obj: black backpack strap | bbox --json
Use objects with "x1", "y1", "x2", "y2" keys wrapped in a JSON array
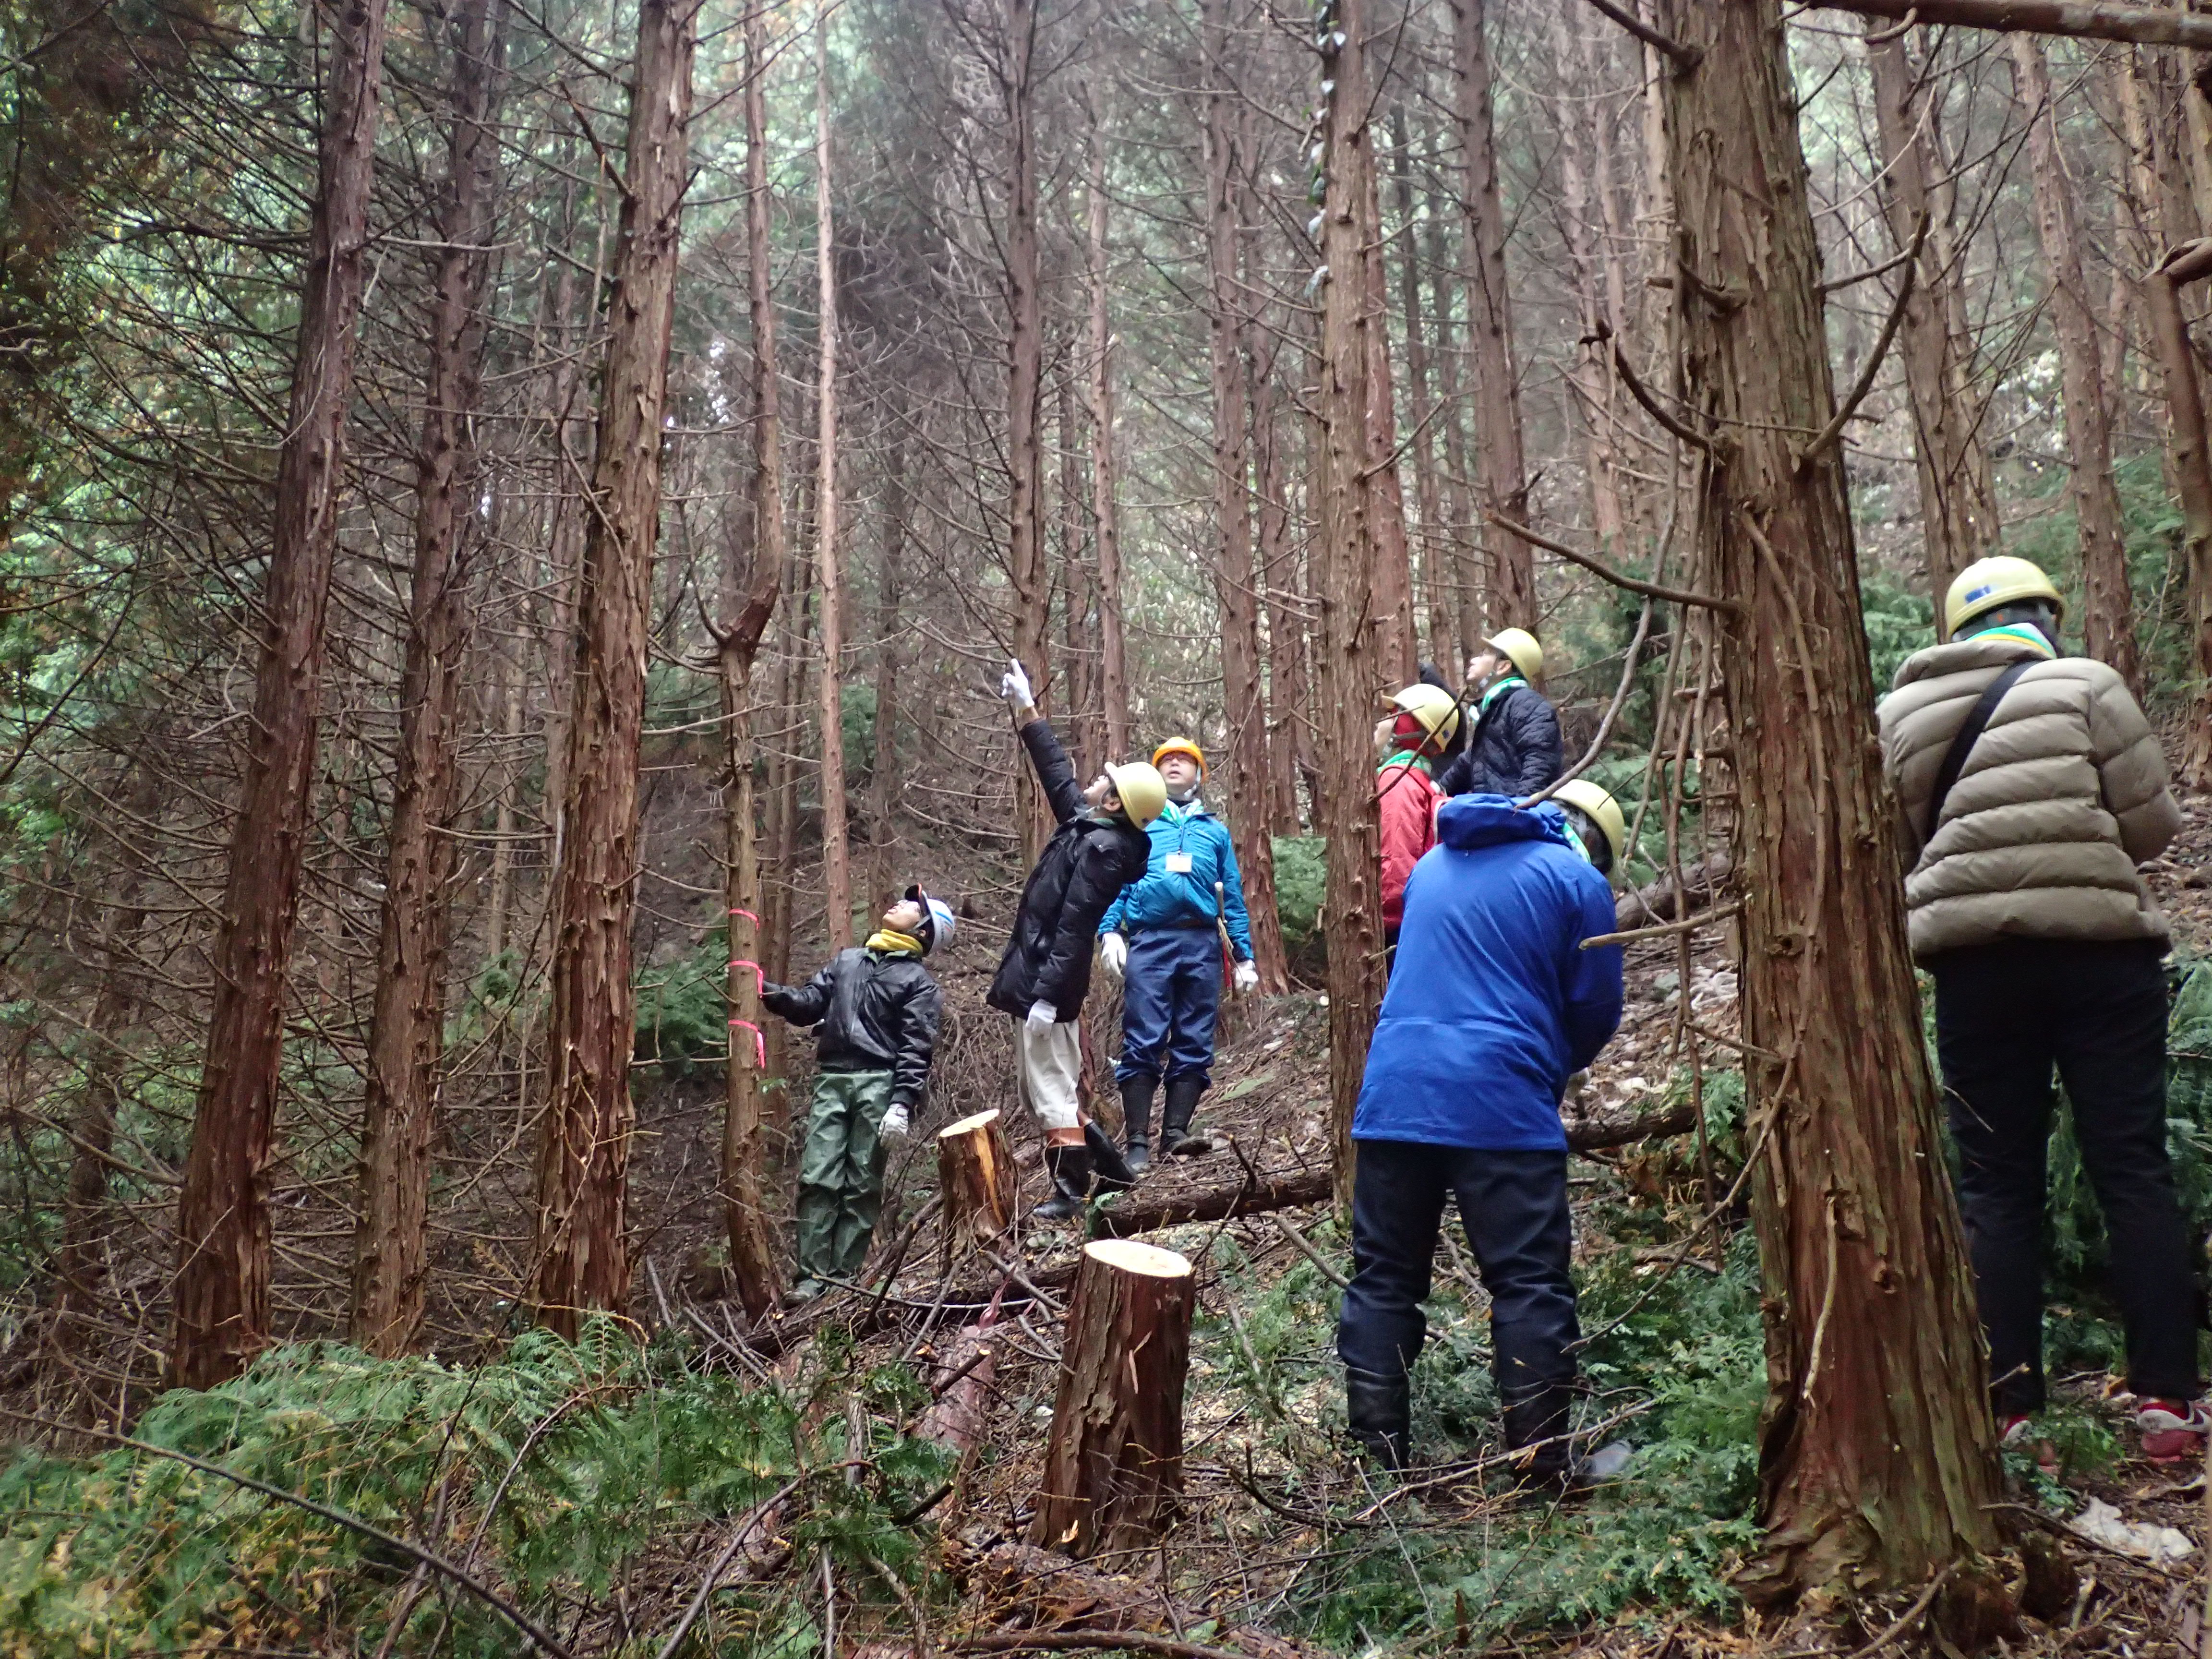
[{"x1": 1923, "y1": 659, "x2": 2033, "y2": 844}]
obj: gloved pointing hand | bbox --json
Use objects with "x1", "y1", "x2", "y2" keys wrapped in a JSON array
[
  {"x1": 880, "y1": 1103, "x2": 911, "y2": 1140},
  {"x1": 1025, "y1": 999, "x2": 1058, "y2": 1034},
  {"x1": 1000, "y1": 658, "x2": 1034, "y2": 713},
  {"x1": 1233, "y1": 959, "x2": 1260, "y2": 995},
  {"x1": 1099, "y1": 933, "x2": 1128, "y2": 981}
]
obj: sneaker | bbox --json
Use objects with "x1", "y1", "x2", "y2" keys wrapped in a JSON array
[
  {"x1": 2137, "y1": 1398, "x2": 2211, "y2": 1465},
  {"x1": 1999, "y1": 1413, "x2": 2033, "y2": 1448}
]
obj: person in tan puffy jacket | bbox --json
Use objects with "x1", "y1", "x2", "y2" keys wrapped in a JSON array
[{"x1": 1878, "y1": 555, "x2": 2204, "y2": 1462}]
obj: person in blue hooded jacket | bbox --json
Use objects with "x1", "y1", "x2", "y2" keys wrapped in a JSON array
[
  {"x1": 1335, "y1": 790, "x2": 1625, "y2": 1489},
  {"x1": 1097, "y1": 738, "x2": 1259, "y2": 1171}
]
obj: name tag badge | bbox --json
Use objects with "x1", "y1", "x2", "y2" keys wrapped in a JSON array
[{"x1": 1165, "y1": 852, "x2": 1194, "y2": 875}]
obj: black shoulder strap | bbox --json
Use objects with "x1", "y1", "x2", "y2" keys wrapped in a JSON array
[{"x1": 1924, "y1": 660, "x2": 2033, "y2": 843}]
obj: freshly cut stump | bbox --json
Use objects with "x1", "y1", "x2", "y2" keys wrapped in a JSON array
[
  {"x1": 1030, "y1": 1238, "x2": 1193, "y2": 1557},
  {"x1": 938, "y1": 1110, "x2": 1017, "y2": 1242}
]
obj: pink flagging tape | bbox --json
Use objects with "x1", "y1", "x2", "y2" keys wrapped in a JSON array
[
  {"x1": 728, "y1": 958, "x2": 765, "y2": 994},
  {"x1": 728, "y1": 908, "x2": 760, "y2": 926},
  {"x1": 727, "y1": 1019, "x2": 766, "y2": 1069}
]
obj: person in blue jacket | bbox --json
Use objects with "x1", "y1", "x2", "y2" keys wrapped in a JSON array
[
  {"x1": 1097, "y1": 738, "x2": 1260, "y2": 1171},
  {"x1": 1335, "y1": 791, "x2": 1625, "y2": 1490}
]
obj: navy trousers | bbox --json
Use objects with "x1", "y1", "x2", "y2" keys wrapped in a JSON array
[
  {"x1": 1337, "y1": 1139, "x2": 1578, "y2": 1452},
  {"x1": 1933, "y1": 937, "x2": 2200, "y2": 1414},
  {"x1": 1117, "y1": 926, "x2": 1223, "y2": 1087}
]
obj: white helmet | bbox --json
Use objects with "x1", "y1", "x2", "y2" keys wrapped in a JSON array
[{"x1": 906, "y1": 885, "x2": 956, "y2": 955}]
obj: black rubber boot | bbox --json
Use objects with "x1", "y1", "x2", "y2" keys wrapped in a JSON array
[
  {"x1": 1503, "y1": 1382, "x2": 1575, "y2": 1500},
  {"x1": 1030, "y1": 1144, "x2": 1093, "y2": 1220},
  {"x1": 1344, "y1": 1366, "x2": 1411, "y2": 1470},
  {"x1": 1162, "y1": 1076, "x2": 1212, "y2": 1156},
  {"x1": 1085, "y1": 1120, "x2": 1138, "y2": 1194},
  {"x1": 1119, "y1": 1075, "x2": 1157, "y2": 1172}
]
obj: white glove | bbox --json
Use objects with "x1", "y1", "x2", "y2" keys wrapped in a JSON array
[
  {"x1": 1233, "y1": 959, "x2": 1259, "y2": 995},
  {"x1": 1099, "y1": 933, "x2": 1128, "y2": 980},
  {"x1": 880, "y1": 1103, "x2": 911, "y2": 1140},
  {"x1": 1000, "y1": 658, "x2": 1034, "y2": 711},
  {"x1": 1025, "y1": 999, "x2": 1058, "y2": 1034}
]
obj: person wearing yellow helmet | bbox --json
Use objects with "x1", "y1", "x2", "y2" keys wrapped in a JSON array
[
  {"x1": 1096, "y1": 735, "x2": 1261, "y2": 1169},
  {"x1": 1549, "y1": 779, "x2": 1628, "y2": 884},
  {"x1": 1376, "y1": 683, "x2": 1462, "y2": 964},
  {"x1": 1437, "y1": 628, "x2": 1563, "y2": 800},
  {"x1": 1878, "y1": 558, "x2": 2203, "y2": 1462},
  {"x1": 988, "y1": 660, "x2": 1162, "y2": 1217}
]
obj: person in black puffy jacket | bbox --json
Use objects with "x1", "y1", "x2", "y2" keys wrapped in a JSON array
[
  {"x1": 1436, "y1": 627, "x2": 1563, "y2": 799},
  {"x1": 988, "y1": 659, "x2": 1165, "y2": 1218},
  {"x1": 764, "y1": 886, "x2": 951, "y2": 1303}
]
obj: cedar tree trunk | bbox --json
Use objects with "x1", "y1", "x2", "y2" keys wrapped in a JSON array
[
  {"x1": 1653, "y1": 0, "x2": 2000, "y2": 1599},
  {"x1": 351, "y1": 0, "x2": 505, "y2": 1358},
  {"x1": 812, "y1": 11, "x2": 854, "y2": 948},
  {"x1": 170, "y1": 0, "x2": 392, "y2": 1390},
  {"x1": 529, "y1": 0, "x2": 696, "y2": 1337}
]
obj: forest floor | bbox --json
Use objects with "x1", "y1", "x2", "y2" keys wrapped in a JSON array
[{"x1": 5, "y1": 795, "x2": 2212, "y2": 1654}]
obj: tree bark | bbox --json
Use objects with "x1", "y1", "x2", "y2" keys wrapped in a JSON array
[
  {"x1": 1029, "y1": 1239, "x2": 1193, "y2": 1557},
  {"x1": 1201, "y1": 0, "x2": 1287, "y2": 994},
  {"x1": 529, "y1": 0, "x2": 696, "y2": 1338},
  {"x1": 169, "y1": 0, "x2": 393, "y2": 1391},
  {"x1": 1830, "y1": 0, "x2": 2212, "y2": 50},
  {"x1": 1314, "y1": 0, "x2": 1402, "y2": 1201},
  {"x1": 1653, "y1": 0, "x2": 2000, "y2": 1599},
  {"x1": 1005, "y1": 0, "x2": 1051, "y2": 856},
  {"x1": 2012, "y1": 34, "x2": 2141, "y2": 684},
  {"x1": 1087, "y1": 132, "x2": 1130, "y2": 762},
  {"x1": 938, "y1": 1109, "x2": 1018, "y2": 1243},
  {"x1": 872, "y1": 435, "x2": 910, "y2": 897},
  {"x1": 1866, "y1": 24, "x2": 1997, "y2": 604},
  {"x1": 1389, "y1": 108, "x2": 1452, "y2": 670},
  {"x1": 1450, "y1": 0, "x2": 1533, "y2": 634},
  {"x1": 2147, "y1": 268, "x2": 2212, "y2": 784},
  {"x1": 1249, "y1": 330, "x2": 1305, "y2": 837},
  {"x1": 717, "y1": 0, "x2": 786, "y2": 1322},
  {"x1": 812, "y1": 11, "x2": 854, "y2": 949},
  {"x1": 351, "y1": 0, "x2": 505, "y2": 1360}
]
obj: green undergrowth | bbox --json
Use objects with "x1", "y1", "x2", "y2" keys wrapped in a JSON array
[
  {"x1": 1211, "y1": 1213, "x2": 1765, "y2": 1652},
  {"x1": 0, "y1": 1321, "x2": 949, "y2": 1656}
]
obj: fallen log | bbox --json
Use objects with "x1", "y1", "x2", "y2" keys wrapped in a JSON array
[
  {"x1": 957, "y1": 1539, "x2": 1313, "y2": 1659},
  {"x1": 1613, "y1": 854, "x2": 1731, "y2": 933},
  {"x1": 1031, "y1": 1241, "x2": 1193, "y2": 1557}
]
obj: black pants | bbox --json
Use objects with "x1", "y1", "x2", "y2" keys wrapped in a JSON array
[
  {"x1": 1933, "y1": 937, "x2": 2199, "y2": 1414},
  {"x1": 1336, "y1": 1139, "x2": 1578, "y2": 1454}
]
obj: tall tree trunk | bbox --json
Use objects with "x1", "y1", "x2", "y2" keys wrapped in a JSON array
[
  {"x1": 1087, "y1": 130, "x2": 1131, "y2": 761},
  {"x1": 1250, "y1": 330, "x2": 1305, "y2": 837},
  {"x1": 169, "y1": 0, "x2": 393, "y2": 1391},
  {"x1": 1058, "y1": 373, "x2": 1101, "y2": 777},
  {"x1": 2145, "y1": 266, "x2": 2212, "y2": 785},
  {"x1": 719, "y1": 0, "x2": 785, "y2": 1321},
  {"x1": 1201, "y1": 0, "x2": 1286, "y2": 993},
  {"x1": 872, "y1": 433, "x2": 910, "y2": 893},
  {"x1": 1316, "y1": 0, "x2": 1404, "y2": 1200},
  {"x1": 1654, "y1": 0, "x2": 2000, "y2": 1599},
  {"x1": 2013, "y1": 34, "x2": 2140, "y2": 684},
  {"x1": 1450, "y1": 0, "x2": 1533, "y2": 635},
  {"x1": 1867, "y1": 24, "x2": 1997, "y2": 603},
  {"x1": 812, "y1": 10, "x2": 853, "y2": 950},
  {"x1": 529, "y1": 0, "x2": 695, "y2": 1338},
  {"x1": 1005, "y1": 0, "x2": 1050, "y2": 853},
  {"x1": 351, "y1": 0, "x2": 506, "y2": 1360},
  {"x1": 1389, "y1": 108, "x2": 1452, "y2": 670},
  {"x1": 1551, "y1": 0, "x2": 1627, "y2": 551}
]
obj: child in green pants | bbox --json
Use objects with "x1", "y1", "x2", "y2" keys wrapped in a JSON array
[{"x1": 762, "y1": 887, "x2": 951, "y2": 1305}]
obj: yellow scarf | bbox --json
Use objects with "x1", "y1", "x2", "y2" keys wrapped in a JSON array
[{"x1": 867, "y1": 929, "x2": 925, "y2": 958}]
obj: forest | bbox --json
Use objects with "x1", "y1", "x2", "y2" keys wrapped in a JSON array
[{"x1": 5, "y1": 0, "x2": 2212, "y2": 1648}]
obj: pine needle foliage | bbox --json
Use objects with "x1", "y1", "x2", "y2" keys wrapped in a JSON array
[{"x1": 0, "y1": 1321, "x2": 950, "y2": 1654}]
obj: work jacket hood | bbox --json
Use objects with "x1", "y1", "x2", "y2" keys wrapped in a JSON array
[{"x1": 1435, "y1": 793, "x2": 1570, "y2": 852}]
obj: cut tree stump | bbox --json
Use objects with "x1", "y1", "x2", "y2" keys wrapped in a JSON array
[
  {"x1": 939, "y1": 1109, "x2": 1018, "y2": 1242},
  {"x1": 1031, "y1": 1238, "x2": 1193, "y2": 1557}
]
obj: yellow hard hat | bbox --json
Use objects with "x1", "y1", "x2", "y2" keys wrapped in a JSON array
[
  {"x1": 1388, "y1": 683, "x2": 1462, "y2": 746},
  {"x1": 1944, "y1": 556, "x2": 2064, "y2": 640},
  {"x1": 1552, "y1": 778, "x2": 1628, "y2": 875},
  {"x1": 1485, "y1": 627, "x2": 1545, "y2": 683},
  {"x1": 1151, "y1": 737, "x2": 1205, "y2": 774},
  {"x1": 1104, "y1": 761, "x2": 1168, "y2": 828}
]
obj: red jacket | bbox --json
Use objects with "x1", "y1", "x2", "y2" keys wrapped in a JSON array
[{"x1": 1376, "y1": 756, "x2": 1443, "y2": 927}]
